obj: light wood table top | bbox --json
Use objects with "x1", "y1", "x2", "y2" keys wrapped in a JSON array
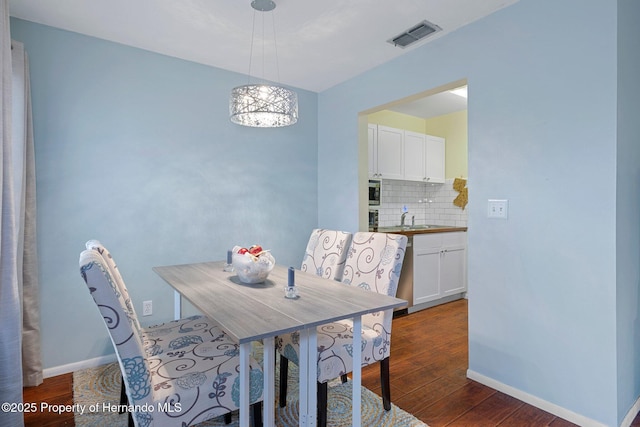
[{"x1": 153, "y1": 261, "x2": 407, "y2": 343}]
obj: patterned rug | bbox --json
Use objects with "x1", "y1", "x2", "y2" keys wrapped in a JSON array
[{"x1": 73, "y1": 360, "x2": 427, "y2": 426}]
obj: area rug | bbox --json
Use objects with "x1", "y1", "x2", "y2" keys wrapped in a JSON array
[{"x1": 74, "y1": 360, "x2": 427, "y2": 427}]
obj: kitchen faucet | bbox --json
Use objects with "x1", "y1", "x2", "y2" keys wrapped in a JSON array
[{"x1": 401, "y1": 212, "x2": 407, "y2": 227}]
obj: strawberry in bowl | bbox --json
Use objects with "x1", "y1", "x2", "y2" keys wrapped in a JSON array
[{"x1": 232, "y1": 244, "x2": 275, "y2": 284}]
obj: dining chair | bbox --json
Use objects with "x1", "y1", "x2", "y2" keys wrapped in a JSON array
[
  {"x1": 85, "y1": 240, "x2": 225, "y2": 418},
  {"x1": 300, "y1": 229, "x2": 353, "y2": 281},
  {"x1": 79, "y1": 247, "x2": 264, "y2": 427},
  {"x1": 277, "y1": 231, "x2": 407, "y2": 427},
  {"x1": 84, "y1": 240, "x2": 213, "y2": 347}
]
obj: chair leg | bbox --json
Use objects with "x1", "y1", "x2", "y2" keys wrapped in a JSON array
[
  {"x1": 380, "y1": 357, "x2": 391, "y2": 411},
  {"x1": 252, "y1": 402, "x2": 263, "y2": 427},
  {"x1": 224, "y1": 412, "x2": 232, "y2": 424},
  {"x1": 279, "y1": 354, "x2": 289, "y2": 407},
  {"x1": 340, "y1": 374, "x2": 348, "y2": 383},
  {"x1": 317, "y1": 381, "x2": 328, "y2": 427},
  {"x1": 119, "y1": 375, "x2": 128, "y2": 411},
  {"x1": 121, "y1": 374, "x2": 134, "y2": 427}
]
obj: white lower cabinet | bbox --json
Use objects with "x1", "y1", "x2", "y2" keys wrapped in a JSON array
[{"x1": 413, "y1": 232, "x2": 467, "y2": 306}]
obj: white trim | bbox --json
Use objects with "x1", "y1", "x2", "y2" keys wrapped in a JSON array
[
  {"x1": 467, "y1": 369, "x2": 608, "y2": 427},
  {"x1": 43, "y1": 354, "x2": 117, "y2": 378},
  {"x1": 621, "y1": 395, "x2": 640, "y2": 427}
]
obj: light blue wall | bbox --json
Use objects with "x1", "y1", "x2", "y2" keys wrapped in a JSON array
[
  {"x1": 616, "y1": 0, "x2": 640, "y2": 424},
  {"x1": 318, "y1": 1, "x2": 632, "y2": 425},
  {"x1": 10, "y1": 19, "x2": 318, "y2": 369}
]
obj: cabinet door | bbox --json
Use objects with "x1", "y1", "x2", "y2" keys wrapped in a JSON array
[
  {"x1": 425, "y1": 135, "x2": 445, "y2": 184},
  {"x1": 368, "y1": 124, "x2": 378, "y2": 178},
  {"x1": 413, "y1": 247, "x2": 440, "y2": 305},
  {"x1": 403, "y1": 131, "x2": 426, "y2": 182},
  {"x1": 376, "y1": 126, "x2": 404, "y2": 180},
  {"x1": 440, "y1": 245, "x2": 466, "y2": 296}
]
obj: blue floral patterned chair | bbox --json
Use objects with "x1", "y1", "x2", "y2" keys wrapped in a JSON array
[
  {"x1": 300, "y1": 229, "x2": 352, "y2": 281},
  {"x1": 84, "y1": 241, "x2": 215, "y2": 352},
  {"x1": 277, "y1": 232, "x2": 407, "y2": 427},
  {"x1": 79, "y1": 247, "x2": 264, "y2": 427},
  {"x1": 85, "y1": 240, "x2": 233, "y2": 422}
]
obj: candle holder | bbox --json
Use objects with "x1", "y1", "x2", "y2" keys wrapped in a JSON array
[
  {"x1": 285, "y1": 285, "x2": 298, "y2": 299},
  {"x1": 223, "y1": 250, "x2": 234, "y2": 272},
  {"x1": 284, "y1": 266, "x2": 298, "y2": 299}
]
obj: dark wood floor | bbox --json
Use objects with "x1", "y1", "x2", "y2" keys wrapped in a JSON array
[{"x1": 23, "y1": 299, "x2": 640, "y2": 426}]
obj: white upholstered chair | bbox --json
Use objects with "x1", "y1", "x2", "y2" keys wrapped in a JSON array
[
  {"x1": 277, "y1": 232, "x2": 407, "y2": 427},
  {"x1": 79, "y1": 244, "x2": 264, "y2": 427},
  {"x1": 84, "y1": 240, "x2": 210, "y2": 352},
  {"x1": 300, "y1": 229, "x2": 352, "y2": 281}
]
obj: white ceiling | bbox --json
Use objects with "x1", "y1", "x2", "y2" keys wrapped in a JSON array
[
  {"x1": 9, "y1": 0, "x2": 517, "y2": 94},
  {"x1": 388, "y1": 88, "x2": 468, "y2": 119}
]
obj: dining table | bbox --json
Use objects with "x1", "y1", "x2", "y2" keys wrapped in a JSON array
[{"x1": 153, "y1": 260, "x2": 407, "y2": 427}]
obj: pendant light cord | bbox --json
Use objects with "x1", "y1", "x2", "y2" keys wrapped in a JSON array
[
  {"x1": 247, "y1": 10, "x2": 256, "y2": 84},
  {"x1": 245, "y1": 6, "x2": 281, "y2": 85},
  {"x1": 271, "y1": 10, "x2": 281, "y2": 84}
]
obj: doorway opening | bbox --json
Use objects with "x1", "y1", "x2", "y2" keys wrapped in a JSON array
[
  {"x1": 359, "y1": 77, "x2": 469, "y2": 318},
  {"x1": 359, "y1": 79, "x2": 468, "y2": 232}
]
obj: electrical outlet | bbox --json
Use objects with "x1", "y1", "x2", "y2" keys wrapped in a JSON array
[{"x1": 142, "y1": 300, "x2": 153, "y2": 316}]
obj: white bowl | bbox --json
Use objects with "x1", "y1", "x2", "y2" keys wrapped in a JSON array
[{"x1": 232, "y1": 251, "x2": 275, "y2": 284}]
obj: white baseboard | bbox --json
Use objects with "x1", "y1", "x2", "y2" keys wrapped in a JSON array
[
  {"x1": 43, "y1": 354, "x2": 117, "y2": 378},
  {"x1": 621, "y1": 395, "x2": 640, "y2": 427},
  {"x1": 467, "y1": 369, "x2": 608, "y2": 427}
]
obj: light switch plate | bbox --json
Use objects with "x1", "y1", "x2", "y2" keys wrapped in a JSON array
[{"x1": 488, "y1": 199, "x2": 508, "y2": 219}]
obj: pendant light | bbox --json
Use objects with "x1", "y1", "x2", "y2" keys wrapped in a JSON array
[{"x1": 229, "y1": 0, "x2": 298, "y2": 128}]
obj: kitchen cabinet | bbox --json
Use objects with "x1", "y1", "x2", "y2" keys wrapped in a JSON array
[
  {"x1": 425, "y1": 135, "x2": 445, "y2": 184},
  {"x1": 368, "y1": 124, "x2": 444, "y2": 182},
  {"x1": 413, "y1": 231, "x2": 466, "y2": 306},
  {"x1": 403, "y1": 131, "x2": 426, "y2": 181},
  {"x1": 368, "y1": 124, "x2": 378, "y2": 178},
  {"x1": 372, "y1": 125, "x2": 404, "y2": 180}
]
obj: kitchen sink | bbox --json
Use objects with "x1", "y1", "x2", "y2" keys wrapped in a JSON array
[{"x1": 378, "y1": 224, "x2": 448, "y2": 232}]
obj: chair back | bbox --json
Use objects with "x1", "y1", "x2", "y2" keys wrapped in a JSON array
[
  {"x1": 301, "y1": 229, "x2": 353, "y2": 281},
  {"x1": 341, "y1": 232, "x2": 407, "y2": 333},
  {"x1": 79, "y1": 250, "x2": 154, "y2": 416},
  {"x1": 85, "y1": 240, "x2": 143, "y2": 333}
]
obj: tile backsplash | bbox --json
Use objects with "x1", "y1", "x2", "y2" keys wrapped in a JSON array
[{"x1": 375, "y1": 179, "x2": 468, "y2": 228}]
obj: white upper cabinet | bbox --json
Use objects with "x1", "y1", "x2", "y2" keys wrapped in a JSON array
[
  {"x1": 374, "y1": 125, "x2": 404, "y2": 180},
  {"x1": 425, "y1": 135, "x2": 445, "y2": 184},
  {"x1": 404, "y1": 131, "x2": 427, "y2": 181},
  {"x1": 369, "y1": 125, "x2": 445, "y2": 183},
  {"x1": 368, "y1": 124, "x2": 378, "y2": 179}
]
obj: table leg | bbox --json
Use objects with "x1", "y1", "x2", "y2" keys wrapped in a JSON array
[
  {"x1": 352, "y1": 316, "x2": 362, "y2": 426},
  {"x1": 298, "y1": 328, "x2": 309, "y2": 427},
  {"x1": 297, "y1": 326, "x2": 318, "y2": 427},
  {"x1": 307, "y1": 328, "x2": 317, "y2": 427},
  {"x1": 173, "y1": 290, "x2": 181, "y2": 320},
  {"x1": 262, "y1": 336, "x2": 275, "y2": 427},
  {"x1": 240, "y1": 342, "x2": 250, "y2": 426}
]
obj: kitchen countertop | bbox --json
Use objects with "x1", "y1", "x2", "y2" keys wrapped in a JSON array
[{"x1": 376, "y1": 225, "x2": 467, "y2": 236}]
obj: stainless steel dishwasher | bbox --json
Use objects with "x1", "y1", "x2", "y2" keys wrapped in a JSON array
[{"x1": 395, "y1": 236, "x2": 413, "y2": 312}]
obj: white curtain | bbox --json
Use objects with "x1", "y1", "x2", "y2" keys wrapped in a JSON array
[{"x1": 1, "y1": 1, "x2": 41, "y2": 425}]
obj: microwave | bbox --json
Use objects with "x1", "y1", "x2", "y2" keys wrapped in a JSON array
[{"x1": 368, "y1": 179, "x2": 381, "y2": 205}]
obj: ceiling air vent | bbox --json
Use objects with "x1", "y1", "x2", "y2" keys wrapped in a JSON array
[{"x1": 388, "y1": 20, "x2": 442, "y2": 48}]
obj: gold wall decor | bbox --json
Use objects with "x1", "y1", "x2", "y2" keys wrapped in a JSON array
[{"x1": 453, "y1": 177, "x2": 468, "y2": 209}]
